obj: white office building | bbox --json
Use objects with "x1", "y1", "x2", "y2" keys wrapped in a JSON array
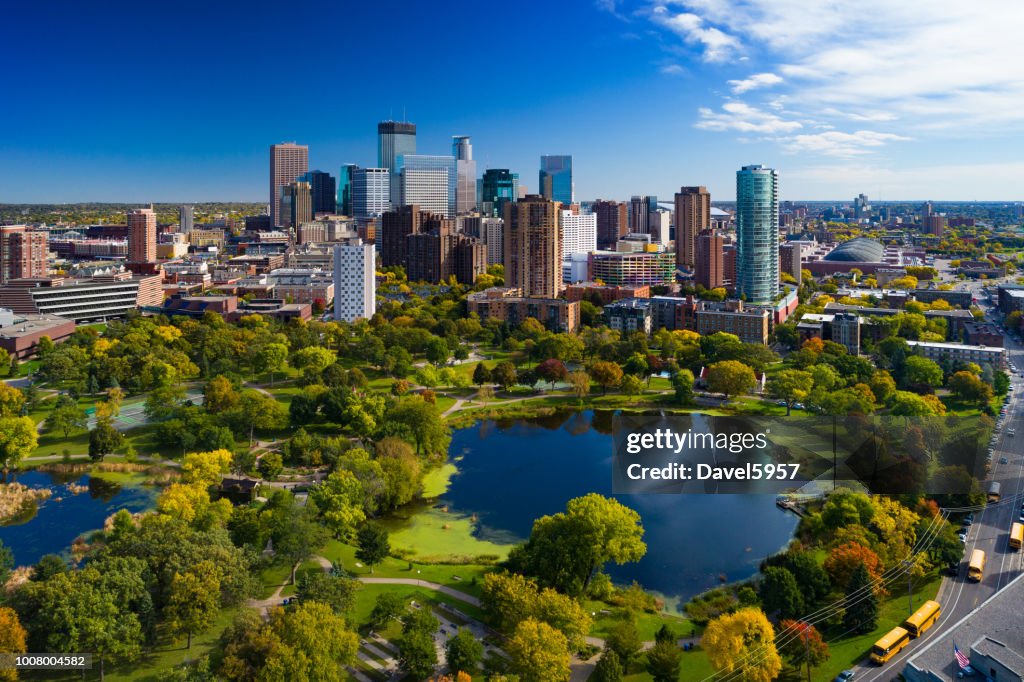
[
  {"x1": 401, "y1": 167, "x2": 450, "y2": 218},
  {"x1": 561, "y1": 209, "x2": 597, "y2": 257},
  {"x1": 332, "y1": 239, "x2": 376, "y2": 322},
  {"x1": 352, "y1": 168, "x2": 390, "y2": 218}
]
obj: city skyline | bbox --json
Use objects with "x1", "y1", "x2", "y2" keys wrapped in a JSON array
[{"x1": 2, "y1": 0, "x2": 1023, "y2": 203}]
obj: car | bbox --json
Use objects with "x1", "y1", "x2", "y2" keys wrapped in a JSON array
[
  {"x1": 965, "y1": 513, "x2": 975, "y2": 525},
  {"x1": 958, "y1": 532, "x2": 968, "y2": 543},
  {"x1": 1020, "y1": 512, "x2": 1024, "y2": 522},
  {"x1": 835, "y1": 671, "x2": 856, "y2": 682},
  {"x1": 947, "y1": 562, "x2": 960, "y2": 576},
  {"x1": 1001, "y1": 457, "x2": 1009, "y2": 464}
]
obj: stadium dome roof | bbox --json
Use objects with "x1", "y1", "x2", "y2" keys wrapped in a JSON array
[{"x1": 823, "y1": 237, "x2": 885, "y2": 263}]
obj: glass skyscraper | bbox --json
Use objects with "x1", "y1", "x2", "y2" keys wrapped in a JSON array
[
  {"x1": 398, "y1": 154, "x2": 457, "y2": 218},
  {"x1": 480, "y1": 168, "x2": 519, "y2": 217},
  {"x1": 378, "y1": 121, "x2": 416, "y2": 205},
  {"x1": 735, "y1": 164, "x2": 779, "y2": 305},
  {"x1": 299, "y1": 170, "x2": 336, "y2": 216},
  {"x1": 539, "y1": 155, "x2": 573, "y2": 205},
  {"x1": 337, "y1": 164, "x2": 357, "y2": 216}
]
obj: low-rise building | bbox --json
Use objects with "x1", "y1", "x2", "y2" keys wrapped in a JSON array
[
  {"x1": 0, "y1": 273, "x2": 162, "y2": 322},
  {"x1": 696, "y1": 302, "x2": 770, "y2": 345},
  {"x1": 604, "y1": 298, "x2": 653, "y2": 334},
  {"x1": 0, "y1": 308, "x2": 76, "y2": 358},
  {"x1": 564, "y1": 282, "x2": 650, "y2": 305},
  {"x1": 963, "y1": 322, "x2": 1004, "y2": 348},
  {"x1": 466, "y1": 287, "x2": 579, "y2": 333},
  {"x1": 905, "y1": 339, "x2": 1006, "y2": 370},
  {"x1": 587, "y1": 250, "x2": 676, "y2": 288}
]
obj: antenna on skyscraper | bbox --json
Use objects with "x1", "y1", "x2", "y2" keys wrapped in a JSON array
[{"x1": 402, "y1": 106, "x2": 407, "y2": 122}]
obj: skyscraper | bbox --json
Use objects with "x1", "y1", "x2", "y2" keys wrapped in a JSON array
[
  {"x1": 628, "y1": 195, "x2": 658, "y2": 234},
  {"x1": 269, "y1": 142, "x2": 309, "y2": 227},
  {"x1": 735, "y1": 165, "x2": 779, "y2": 305},
  {"x1": 539, "y1": 155, "x2": 573, "y2": 205},
  {"x1": 0, "y1": 226, "x2": 48, "y2": 284},
  {"x1": 695, "y1": 230, "x2": 724, "y2": 290},
  {"x1": 127, "y1": 206, "x2": 157, "y2": 264},
  {"x1": 504, "y1": 195, "x2": 562, "y2": 299},
  {"x1": 352, "y1": 168, "x2": 391, "y2": 218},
  {"x1": 301, "y1": 170, "x2": 337, "y2": 216},
  {"x1": 282, "y1": 181, "x2": 312, "y2": 228},
  {"x1": 398, "y1": 154, "x2": 456, "y2": 218},
  {"x1": 452, "y1": 136, "x2": 477, "y2": 215},
  {"x1": 333, "y1": 239, "x2": 376, "y2": 323},
  {"x1": 378, "y1": 121, "x2": 416, "y2": 205},
  {"x1": 561, "y1": 209, "x2": 597, "y2": 257},
  {"x1": 380, "y1": 205, "x2": 426, "y2": 268},
  {"x1": 674, "y1": 186, "x2": 710, "y2": 268},
  {"x1": 593, "y1": 200, "x2": 628, "y2": 248},
  {"x1": 480, "y1": 169, "x2": 519, "y2": 217},
  {"x1": 179, "y1": 204, "x2": 194, "y2": 234},
  {"x1": 337, "y1": 164, "x2": 357, "y2": 216}
]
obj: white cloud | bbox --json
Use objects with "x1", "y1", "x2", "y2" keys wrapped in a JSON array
[
  {"x1": 785, "y1": 161, "x2": 1024, "y2": 199},
  {"x1": 696, "y1": 102, "x2": 802, "y2": 133},
  {"x1": 660, "y1": 63, "x2": 685, "y2": 75},
  {"x1": 782, "y1": 130, "x2": 910, "y2": 157},
  {"x1": 649, "y1": 5, "x2": 740, "y2": 62},
  {"x1": 727, "y1": 72, "x2": 782, "y2": 93}
]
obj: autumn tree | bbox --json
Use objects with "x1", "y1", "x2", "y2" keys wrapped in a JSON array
[
  {"x1": 568, "y1": 370, "x2": 591, "y2": 400},
  {"x1": 0, "y1": 415, "x2": 37, "y2": 478},
  {"x1": 589, "y1": 361, "x2": 624, "y2": 395},
  {"x1": 705, "y1": 360, "x2": 756, "y2": 401},
  {"x1": 0, "y1": 607, "x2": 27, "y2": 682},
  {"x1": 824, "y1": 542, "x2": 884, "y2": 592},
  {"x1": 621, "y1": 374, "x2": 644, "y2": 402},
  {"x1": 506, "y1": 619, "x2": 571, "y2": 682},
  {"x1": 766, "y1": 369, "x2": 814, "y2": 415},
  {"x1": 777, "y1": 620, "x2": 829, "y2": 672},
  {"x1": 165, "y1": 560, "x2": 222, "y2": 649},
  {"x1": 703, "y1": 608, "x2": 782, "y2": 682}
]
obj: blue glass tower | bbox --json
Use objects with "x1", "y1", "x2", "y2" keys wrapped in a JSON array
[
  {"x1": 337, "y1": 164, "x2": 357, "y2": 216},
  {"x1": 480, "y1": 168, "x2": 519, "y2": 217},
  {"x1": 736, "y1": 164, "x2": 779, "y2": 304},
  {"x1": 539, "y1": 155, "x2": 573, "y2": 205}
]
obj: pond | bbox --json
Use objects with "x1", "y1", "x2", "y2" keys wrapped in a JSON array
[
  {"x1": 0, "y1": 471, "x2": 156, "y2": 566},
  {"x1": 439, "y1": 410, "x2": 799, "y2": 606}
]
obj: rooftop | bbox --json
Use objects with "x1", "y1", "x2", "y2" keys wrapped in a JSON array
[{"x1": 822, "y1": 237, "x2": 886, "y2": 263}]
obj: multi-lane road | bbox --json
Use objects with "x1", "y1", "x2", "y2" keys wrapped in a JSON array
[{"x1": 851, "y1": 292, "x2": 1024, "y2": 680}]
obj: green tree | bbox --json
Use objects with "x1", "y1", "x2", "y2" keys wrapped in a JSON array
[
  {"x1": 425, "y1": 337, "x2": 450, "y2": 366},
  {"x1": 0, "y1": 415, "x2": 37, "y2": 478},
  {"x1": 605, "y1": 619, "x2": 642, "y2": 669},
  {"x1": 203, "y1": 375, "x2": 239, "y2": 414},
  {"x1": 355, "y1": 524, "x2": 390, "y2": 573},
  {"x1": 842, "y1": 562, "x2": 878, "y2": 634},
  {"x1": 705, "y1": 360, "x2": 756, "y2": 401},
  {"x1": 589, "y1": 360, "x2": 624, "y2": 395},
  {"x1": 445, "y1": 628, "x2": 484, "y2": 677},
  {"x1": 367, "y1": 592, "x2": 404, "y2": 630},
  {"x1": 645, "y1": 639, "x2": 682, "y2": 682},
  {"x1": 257, "y1": 452, "x2": 283, "y2": 480},
  {"x1": 308, "y1": 469, "x2": 366, "y2": 540},
  {"x1": 87, "y1": 418, "x2": 122, "y2": 462},
  {"x1": 296, "y1": 571, "x2": 359, "y2": 615},
  {"x1": 492, "y1": 361, "x2": 517, "y2": 391},
  {"x1": 385, "y1": 395, "x2": 450, "y2": 457},
  {"x1": 672, "y1": 369, "x2": 695, "y2": 406},
  {"x1": 506, "y1": 619, "x2": 571, "y2": 682},
  {"x1": 472, "y1": 362, "x2": 491, "y2": 387},
  {"x1": 620, "y1": 374, "x2": 644, "y2": 401},
  {"x1": 759, "y1": 566, "x2": 804, "y2": 619},
  {"x1": 903, "y1": 355, "x2": 944, "y2": 389},
  {"x1": 271, "y1": 506, "x2": 329, "y2": 585},
  {"x1": 592, "y1": 649, "x2": 623, "y2": 682},
  {"x1": 257, "y1": 342, "x2": 289, "y2": 385},
  {"x1": 165, "y1": 561, "x2": 221, "y2": 649},
  {"x1": 766, "y1": 369, "x2": 814, "y2": 415}
]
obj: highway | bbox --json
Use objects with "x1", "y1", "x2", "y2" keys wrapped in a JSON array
[{"x1": 851, "y1": 285, "x2": 1024, "y2": 680}]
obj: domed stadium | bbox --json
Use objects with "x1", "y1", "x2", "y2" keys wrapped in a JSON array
[{"x1": 822, "y1": 237, "x2": 885, "y2": 263}]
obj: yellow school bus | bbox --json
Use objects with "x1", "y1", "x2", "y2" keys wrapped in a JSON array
[
  {"x1": 902, "y1": 600, "x2": 941, "y2": 638},
  {"x1": 870, "y1": 626, "x2": 910, "y2": 664},
  {"x1": 968, "y1": 549, "x2": 986, "y2": 582},
  {"x1": 1011, "y1": 523, "x2": 1023, "y2": 550}
]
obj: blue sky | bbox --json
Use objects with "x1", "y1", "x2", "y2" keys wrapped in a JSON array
[{"x1": 2, "y1": 0, "x2": 1023, "y2": 203}]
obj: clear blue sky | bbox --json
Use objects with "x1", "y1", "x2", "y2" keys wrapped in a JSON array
[{"x1": 2, "y1": 0, "x2": 1023, "y2": 203}]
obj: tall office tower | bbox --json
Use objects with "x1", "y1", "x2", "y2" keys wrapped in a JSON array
[
  {"x1": 179, "y1": 204, "x2": 194, "y2": 234},
  {"x1": 853, "y1": 193, "x2": 871, "y2": 220},
  {"x1": 735, "y1": 164, "x2": 779, "y2": 305},
  {"x1": 561, "y1": 209, "x2": 597, "y2": 257},
  {"x1": 378, "y1": 121, "x2": 417, "y2": 205},
  {"x1": 922, "y1": 200, "x2": 933, "y2": 218},
  {"x1": 333, "y1": 239, "x2": 376, "y2": 323},
  {"x1": 452, "y1": 136, "x2": 477, "y2": 215},
  {"x1": 593, "y1": 200, "x2": 628, "y2": 248},
  {"x1": 352, "y1": 168, "x2": 391, "y2": 218},
  {"x1": 127, "y1": 206, "x2": 157, "y2": 263},
  {"x1": 282, "y1": 181, "x2": 312, "y2": 228},
  {"x1": 480, "y1": 169, "x2": 519, "y2": 217},
  {"x1": 301, "y1": 170, "x2": 337, "y2": 216},
  {"x1": 0, "y1": 226, "x2": 48, "y2": 284},
  {"x1": 504, "y1": 195, "x2": 562, "y2": 299},
  {"x1": 269, "y1": 142, "x2": 309, "y2": 227},
  {"x1": 380, "y1": 205, "x2": 426, "y2": 267},
  {"x1": 695, "y1": 230, "x2": 724, "y2": 290},
  {"x1": 398, "y1": 154, "x2": 456, "y2": 218},
  {"x1": 628, "y1": 195, "x2": 658, "y2": 234},
  {"x1": 674, "y1": 186, "x2": 710, "y2": 268},
  {"x1": 539, "y1": 155, "x2": 573, "y2": 205},
  {"x1": 337, "y1": 164, "x2": 358, "y2": 216}
]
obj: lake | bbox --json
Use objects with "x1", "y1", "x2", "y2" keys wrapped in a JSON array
[
  {"x1": 442, "y1": 411, "x2": 799, "y2": 606},
  {"x1": 0, "y1": 471, "x2": 156, "y2": 566}
]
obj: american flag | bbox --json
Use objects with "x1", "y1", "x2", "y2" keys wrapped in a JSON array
[{"x1": 954, "y1": 642, "x2": 970, "y2": 669}]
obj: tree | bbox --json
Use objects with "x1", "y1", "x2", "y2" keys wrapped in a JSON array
[
  {"x1": 0, "y1": 606, "x2": 27, "y2": 681},
  {"x1": 291, "y1": 346, "x2": 337, "y2": 375},
  {"x1": 589, "y1": 361, "x2": 624, "y2": 395},
  {"x1": 399, "y1": 610, "x2": 439, "y2": 680},
  {"x1": 480, "y1": 572, "x2": 592, "y2": 649},
  {"x1": 296, "y1": 571, "x2": 359, "y2": 615},
  {"x1": 492, "y1": 361, "x2": 517, "y2": 391},
  {"x1": 759, "y1": 566, "x2": 804, "y2": 619},
  {"x1": 445, "y1": 628, "x2": 484, "y2": 677},
  {"x1": 703, "y1": 608, "x2": 782, "y2": 682},
  {"x1": 258, "y1": 452, "x2": 283, "y2": 480},
  {"x1": 948, "y1": 370, "x2": 992, "y2": 406},
  {"x1": 234, "y1": 391, "x2": 288, "y2": 445},
  {"x1": 0, "y1": 383, "x2": 25, "y2": 418},
  {"x1": 673, "y1": 369, "x2": 695, "y2": 406},
  {"x1": 903, "y1": 355, "x2": 944, "y2": 389},
  {"x1": 645, "y1": 639, "x2": 682, "y2": 682},
  {"x1": 785, "y1": 552, "x2": 832, "y2": 608},
  {"x1": 386, "y1": 395, "x2": 450, "y2": 457},
  {"x1": 824, "y1": 542, "x2": 884, "y2": 592},
  {"x1": 368, "y1": 592, "x2": 404, "y2": 630},
  {"x1": 309, "y1": 469, "x2": 366, "y2": 540},
  {"x1": 620, "y1": 374, "x2": 644, "y2": 401},
  {"x1": 567, "y1": 370, "x2": 591, "y2": 400},
  {"x1": 842, "y1": 562, "x2": 879, "y2": 634},
  {"x1": 271, "y1": 506, "x2": 329, "y2": 585},
  {"x1": 778, "y1": 620, "x2": 830, "y2": 671},
  {"x1": 87, "y1": 418, "x2": 122, "y2": 462},
  {"x1": 181, "y1": 448, "x2": 233, "y2": 486},
  {"x1": 766, "y1": 369, "x2": 814, "y2": 415},
  {"x1": 536, "y1": 358, "x2": 568, "y2": 390},
  {"x1": 605, "y1": 619, "x2": 642, "y2": 669},
  {"x1": 592, "y1": 649, "x2": 623, "y2": 682},
  {"x1": 506, "y1": 619, "x2": 571, "y2": 682},
  {"x1": 0, "y1": 416, "x2": 37, "y2": 477},
  {"x1": 257, "y1": 343, "x2": 289, "y2": 385},
  {"x1": 355, "y1": 524, "x2": 390, "y2": 573},
  {"x1": 270, "y1": 600, "x2": 358, "y2": 676},
  {"x1": 425, "y1": 337, "x2": 451, "y2": 366},
  {"x1": 472, "y1": 362, "x2": 491, "y2": 387},
  {"x1": 165, "y1": 561, "x2": 222, "y2": 649},
  {"x1": 705, "y1": 360, "x2": 756, "y2": 401}
]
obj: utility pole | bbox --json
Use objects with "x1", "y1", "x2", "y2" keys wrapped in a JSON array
[
  {"x1": 904, "y1": 558, "x2": 914, "y2": 614},
  {"x1": 803, "y1": 623, "x2": 812, "y2": 682}
]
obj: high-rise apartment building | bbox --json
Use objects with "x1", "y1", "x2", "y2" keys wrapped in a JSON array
[
  {"x1": 282, "y1": 181, "x2": 312, "y2": 229},
  {"x1": 398, "y1": 154, "x2": 456, "y2": 218},
  {"x1": 380, "y1": 205, "x2": 427, "y2": 268},
  {"x1": 333, "y1": 239, "x2": 376, "y2": 323},
  {"x1": 352, "y1": 168, "x2": 390, "y2": 218},
  {"x1": 695, "y1": 230, "x2": 724, "y2": 290},
  {"x1": 269, "y1": 143, "x2": 308, "y2": 227},
  {"x1": 406, "y1": 218, "x2": 485, "y2": 285},
  {"x1": 504, "y1": 195, "x2": 562, "y2": 299},
  {"x1": 480, "y1": 169, "x2": 519, "y2": 217},
  {"x1": 337, "y1": 164, "x2": 357, "y2": 216},
  {"x1": 539, "y1": 155, "x2": 573, "y2": 205},
  {"x1": 628, "y1": 195, "x2": 658, "y2": 234},
  {"x1": 674, "y1": 186, "x2": 710, "y2": 268},
  {"x1": 561, "y1": 209, "x2": 597, "y2": 257},
  {"x1": 594, "y1": 200, "x2": 628, "y2": 248},
  {"x1": 736, "y1": 165, "x2": 779, "y2": 305},
  {"x1": 179, "y1": 205, "x2": 194, "y2": 234},
  {"x1": 301, "y1": 170, "x2": 337, "y2": 216},
  {"x1": 0, "y1": 226, "x2": 48, "y2": 284},
  {"x1": 378, "y1": 121, "x2": 416, "y2": 205},
  {"x1": 127, "y1": 207, "x2": 157, "y2": 264},
  {"x1": 452, "y1": 136, "x2": 477, "y2": 215}
]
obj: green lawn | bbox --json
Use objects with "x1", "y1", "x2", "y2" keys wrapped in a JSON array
[{"x1": 586, "y1": 602, "x2": 695, "y2": 641}]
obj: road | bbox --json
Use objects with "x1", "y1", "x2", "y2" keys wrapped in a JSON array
[{"x1": 850, "y1": 290, "x2": 1024, "y2": 680}]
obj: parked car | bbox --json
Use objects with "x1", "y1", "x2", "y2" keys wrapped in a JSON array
[{"x1": 835, "y1": 671, "x2": 856, "y2": 682}]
